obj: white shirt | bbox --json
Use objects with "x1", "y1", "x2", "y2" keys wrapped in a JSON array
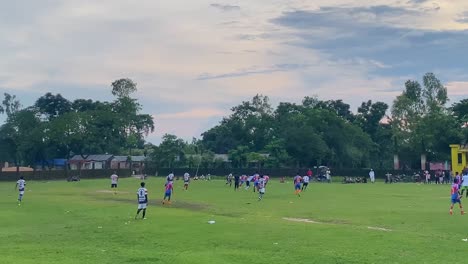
[
  {"x1": 462, "y1": 175, "x2": 468, "y2": 187},
  {"x1": 184, "y1": 173, "x2": 190, "y2": 181},
  {"x1": 258, "y1": 178, "x2": 266, "y2": 188},
  {"x1": 167, "y1": 173, "x2": 174, "y2": 182},
  {"x1": 247, "y1": 176, "x2": 254, "y2": 181},
  {"x1": 303, "y1": 176, "x2": 310, "y2": 183},
  {"x1": 369, "y1": 171, "x2": 375, "y2": 177},
  {"x1": 111, "y1": 174, "x2": 118, "y2": 184},
  {"x1": 17, "y1": 179, "x2": 26, "y2": 191},
  {"x1": 137, "y1": 187, "x2": 148, "y2": 204}
]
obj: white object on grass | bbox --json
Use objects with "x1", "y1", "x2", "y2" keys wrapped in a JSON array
[
  {"x1": 208, "y1": 220, "x2": 216, "y2": 224},
  {"x1": 463, "y1": 239, "x2": 468, "y2": 242}
]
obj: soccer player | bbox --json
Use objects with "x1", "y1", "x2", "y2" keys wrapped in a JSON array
[
  {"x1": 245, "y1": 175, "x2": 253, "y2": 190},
  {"x1": 234, "y1": 174, "x2": 240, "y2": 191},
  {"x1": 253, "y1": 173, "x2": 259, "y2": 193},
  {"x1": 110, "y1": 172, "x2": 118, "y2": 194},
  {"x1": 135, "y1": 182, "x2": 148, "y2": 220},
  {"x1": 369, "y1": 169, "x2": 375, "y2": 183},
  {"x1": 455, "y1": 172, "x2": 461, "y2": 187},
  {"x1": 226, "y1": 173, "x2": 233, "y2": 187},
  {"x1": 163, "y1": 181, "x2": 174, "y2": 205},
  {"x1": 293, "y1": 174, "x2": 302, "y2": 196},
  {"x1": 461, "y1": 172, "x2": 468, "y2": 198},
  {"x1": 450, "y1": 179, "x2": 464, "y2": 215},
  {"x1": 302, "y1": 174, "x2": 310, "y2": 191},
  {"x1": 258, "y1": 175, "x2": 266, "y2": 201},
  {"x1": 240, "y1": 175, "x2": 246, "y2": 187},
  {"x1": 264, "y1": 175, "x2": 270, "y2": 186},
  {"x1": 183, "y1": 172, "x2": 190, "y2": 190},
  {"x1": 166, "y1": 172, "x2": 175, "y2": 185},
  {"x1": 15, "y1": 176, "x2": 26, "y2": 205}
]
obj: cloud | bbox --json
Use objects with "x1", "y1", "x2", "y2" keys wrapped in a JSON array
[
  {"x1": 456, "y1": 11, "x2": 468, "y2": 23},
  {"x1": 197, "y1": 64, "x2": 309, "y2": 80},
  {"x1": 210, "y1": 3, "x2": 240, "y2": 12},
  {"x1": 272, "y1": 6, "x2": 468, "y2": 76}
]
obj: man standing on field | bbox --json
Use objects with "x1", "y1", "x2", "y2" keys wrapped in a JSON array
[
  {"x1": 110, "y1": 172, "x2": 118, "y2": 194},
  {"x1": 234, "y1": 174, "x2": 240, "y2": 191},
  {"x1": 135, "y1": 182, "x2": 148, "y2": 220},
  {"x1": 369, "y1": 169, "x2": 375, "y2": 183},
  {"x1": 15, "y1": 176, "x2": 26, "y2": 205}
]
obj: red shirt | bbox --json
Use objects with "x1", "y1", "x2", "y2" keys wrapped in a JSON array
[{"x1": 307, "y1": 170, "x2": 313, "y2": 177}]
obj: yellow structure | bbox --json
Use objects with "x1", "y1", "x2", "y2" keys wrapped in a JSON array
[{"x1": 450, "y1": 144, "x2": 468, "y2": 174}]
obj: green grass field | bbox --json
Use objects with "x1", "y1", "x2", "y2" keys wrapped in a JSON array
[{"x1": 0, "y1": 177, "x2": 465, "y2": 264}]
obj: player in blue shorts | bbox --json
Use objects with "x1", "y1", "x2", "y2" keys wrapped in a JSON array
[
  {"x1": 293, "y1": 174, "x2": 302, "y2": 197},
  {"x1": 450, "y1": 179, "x2": 464, "y2": 215}
]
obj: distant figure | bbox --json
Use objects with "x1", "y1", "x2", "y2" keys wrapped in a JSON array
[
  {"x1": 302, "y1": 175, "x2": 310, "y2": 191},
  {"x1": 369, "y1": 169, "x2": 375, "y2": 183},
  {"x1": 234, "y1": 174, "x2": 240, "y2": 191},
  {"x1": 461, "y1": 172, "x2": 468, "y2": 198},
  {"x1": 135, "y1": 182, "x2": 148, "y2": 220},
  {"x1": 326, "y1": 169, "x2": 331, "y2": 183},
  {"x1": 307, "y1": 169, "x2": 313, "y2": 180},
  {"x1": 226, "y1": 173, "x2": 233, "y2": 187},
  {"x1": 166, "y1": 172, "x2": 175, "y2": 185},
  {"x1": 425, "y1": 171, "x2": 431, "y2": 184},
  {"x1": 258, "y1": 175, "x2": 266, "y2": 201},
  {"x1": 15, "y1": 176, "x2": 26, "y2": 205},
  {"x1": 293, "y1": 173, "x2": 302, "y2": 197},
  {"x1": 206, "y1": 174, "x2": 211, "y2": 181},
  {"x1": 183, "y1": 172, "x2": 190, "y2": 191},
  {"x1": 385, "y1": 172, "x2": 392, "y2": 184},
  {"x1": 110, "y1": 172, "x2": 119, "y2": 194},
  {"x1": 163, "y1": 181, "x2": 173, "y2": 205},
  {"x1": 264, "y1": 175, "x2": 270, "y2": 186},
  {"x1": 449, "y1": 179, "x2": 464, "y2": 215}
]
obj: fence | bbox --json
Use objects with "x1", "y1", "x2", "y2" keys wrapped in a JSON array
[{"x1": 0, "y1": 169, "x2": 132, "y2": 182}]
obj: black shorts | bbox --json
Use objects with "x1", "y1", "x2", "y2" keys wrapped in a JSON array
[
  {"x1": 246, "y1": 181, "x2": 250, "y2": 186},
  {"x1": 111, "y1": 184, "x2": 117, "y2": 188},
  {"x1": 303, "y1": 183, "x2": 309, "y2": 186}
]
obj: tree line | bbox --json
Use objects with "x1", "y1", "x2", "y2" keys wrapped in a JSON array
[
  {"x1": 1, "y1": 73, "x2": 467, "y2": 171},
  {"x1": 0, "y1": 78, "x2": 154, "y2": 171}
]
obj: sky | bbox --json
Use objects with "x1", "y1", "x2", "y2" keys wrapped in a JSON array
[{"x1": 1, "y1": 0, "x2": 468, "y2": 144}]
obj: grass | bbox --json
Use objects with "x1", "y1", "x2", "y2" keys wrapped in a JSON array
[{"x1": 0, "y1": 177, "x2": 465, "y2": 264}]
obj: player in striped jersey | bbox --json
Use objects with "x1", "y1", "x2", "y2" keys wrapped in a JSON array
[
  {"x1": 258, "y1": 175, "x2": 266, "y2": 201},
  {"x1": 15, "y1": 176, "x2": 26, "y2": 205},
  {"x1": 183, "y1": 172, "x2": 190, "y2": 191},
  {"x1": 135, "y1": 182, "x2": 148, "y2": 220}
]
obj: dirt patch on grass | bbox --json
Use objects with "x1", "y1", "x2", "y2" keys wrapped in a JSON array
[
  {"x1": 283, "y1": 217, "x2": 322, "y2": 224},
  {"x1": 283, "y1": 217, "x2": 393, "y2": 232},
  {"x1": 367, "y1": 226, "x2": 392, "y2": 232},
  {"x1": 168, "y1": 200, "x2": 209, "y2": 211}
]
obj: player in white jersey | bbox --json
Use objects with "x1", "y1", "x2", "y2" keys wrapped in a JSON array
[
  {"x1": 110, "y1": 172, "x2": 118, "y2": 194},
  {"x1": 258, "y1": 175, "x2": 266, "y2": 201},
  {"x1": 183, "y1": 172, "x2": 190, "y2": 190},
  {"x1": 302, "y1": 175, "x2": 310, "y2": 191},
  {"x1": 135, "y1": 182, "x2": 148, "y2": 220},
  {"x1": 166, "y1": 173, "x2": 175, "y2": 185},
  {"x1": 15, "y1": 176, "x2": 26, "y2": 205}
]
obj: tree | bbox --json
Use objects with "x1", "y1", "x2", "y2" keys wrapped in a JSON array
[
  {"x1": 391, "y1": 73, "x2": 450, "y2": 167},
  {"x1": 111, "y1": 78, "x2": 137, "y2": 98},
  {"x1": 149, "y1": 134, "x2": 186, "y2": 169},
  {"x1": 0, "y1": 93, "x2": 21, "y2": 117},
  {"x1": 35, "y1": 93, "x2": 72, "y2": 120}
]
